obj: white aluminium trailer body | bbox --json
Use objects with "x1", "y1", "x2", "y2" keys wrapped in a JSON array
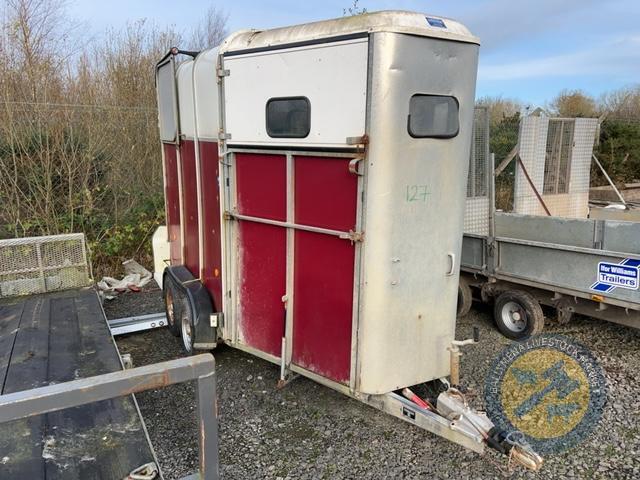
[{"x1": 155, "y1": 11, "x2": 541, "y2": 466}]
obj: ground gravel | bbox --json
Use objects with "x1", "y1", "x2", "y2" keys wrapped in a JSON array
[{"x1": 111, "y1": 288, "x2": 640, "y2": 480}]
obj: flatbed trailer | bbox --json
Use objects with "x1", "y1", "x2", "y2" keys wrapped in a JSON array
[
  {"x1": 0, "y1": 288, "x2": 157, "y2": 478},
  {"x1": 461, "y1": 214, "x2": 640, "y2": 336},
  {"x1": 459, "y1": 157, "x2": 640, "y2": 338},
  {"x1": 0, "y1": 234, "x2": 218, "y2": 480}
]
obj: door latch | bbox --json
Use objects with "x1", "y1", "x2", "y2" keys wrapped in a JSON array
[
  {"x1": 348, "y1": 157, "x2": 364, "y2": 176},
  {"x1": 339, "y1": 230, "x2": 364, "y2": 244}
]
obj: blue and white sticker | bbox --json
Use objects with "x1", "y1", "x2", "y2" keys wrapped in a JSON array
[
  {"x1": 591, "y1": 258, "x2": 640, "y2": 293},
  {"x1": 426, "y1": 17, "x2": 446, "y2": 28}
]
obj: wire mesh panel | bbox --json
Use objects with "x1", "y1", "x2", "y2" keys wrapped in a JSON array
[
  {"x1": 543, "y1": 119, "x2": 574, "y2": 195},
  {"x1": 514, "y1": 117, "x2": 598, "y2": 218},
  {"x1": 464, "y1": 106, "x2": 490, "y2": 235},
  {"x1": 0, "y1": 233, "x2": 91, "y2": 298}
]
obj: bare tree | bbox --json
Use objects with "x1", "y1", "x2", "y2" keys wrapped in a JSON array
[
  {"x1": 0, "y1": 1, "x2": 184, "y2": 274},
  {"x1": 549, "y1": 89, "x2": 597, "y2": 118},
  {"x1": 599, "y1": 85, "x2": 640, "y2": 120},
  {"x1": 476, "y1": 95, "x2": 523, "y2": 126},
  {"x1": 189, "y1": 5, "x2": 228, "y2": 50},
  {"x1": 4, "y1": 0, "x2": 82, "y2": 101}
]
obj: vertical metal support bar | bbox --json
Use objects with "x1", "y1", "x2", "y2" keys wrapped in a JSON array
[
  {"x1": 565, "y1": 120, "x2": 575, "y2": 194},
  {"x1": 216, "y1": 53, "x2": 235, "y2": 345},
  {"x1": 284, "y1": 153, "x2": 295, "y2": 370},
  {"x1": 593, "y1": 219, "x2": 605, "y2": 250},
  {"x1": 227, "y1": 152, "x2": 239, "y2": 346},
  {"x1": 488, "y1": 153, "x2": 496, "y2": 240},
  {"x1": 80, "y1": 236, "x2": 92, "y2": 281},
  {"x1": 555, "y1": 120, "x2": 564, "y2": 194},
  {"x1": 191, "y1": 56, "x2": 206, "y2": 281},
  {"x1": 176, "y1": 143, "x2": 186, "y2": 263},
  {"x1": 487, "y1": 152, "x2": 497, "y2": 275},
  {"x1": 197, "y1": 371, "x2": 219, "y2": 480},
  {"x1": 468, "y1": 122, "x2": 476, "y2": 198},
  {"x1": 35, "y1": 242, "x2": 46, "y2": 293},
  {"x1": 349, "y1": 34, "x2": 373, "y2": 393}
]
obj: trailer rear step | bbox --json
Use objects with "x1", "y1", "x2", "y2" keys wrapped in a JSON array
[{"x1": 0, "y1": 287, "x2": 157, "y2": 479}]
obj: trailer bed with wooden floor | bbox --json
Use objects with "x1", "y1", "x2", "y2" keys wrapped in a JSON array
[{"x1": 0, "y1": 287, "x2": 157, "y2": 479}]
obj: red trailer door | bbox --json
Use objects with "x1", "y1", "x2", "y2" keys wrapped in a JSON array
[
  {"x1": 235, "y1": 153, "x2": 288, "y2": 358},
  {"x1": 291, "y1": 156, "x2": 358, "y2": 384},
  {"x1": 234, "y1": 153, "x2": 359, "y2": 384}
]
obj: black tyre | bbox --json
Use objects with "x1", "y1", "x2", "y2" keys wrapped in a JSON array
[
  {"x1": 163, "y1": 279, "x2": 181, "y2": 337},
  {"x1": 457, "y1": 276, "x2": 473, "y2": 318},
  {"x1": 493, "y1": 290, "x2": 545, "y2": 340},
  {"x1": 178, "y1": 291, "x2": 195, "y2": 354}
]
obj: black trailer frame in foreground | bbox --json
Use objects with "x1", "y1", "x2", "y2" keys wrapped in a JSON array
[{"x1": 0, "y1": 288, "x2": 218, "y2": 480}]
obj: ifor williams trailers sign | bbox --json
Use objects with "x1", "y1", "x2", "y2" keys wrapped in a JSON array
[{"x1": 591, "y1": 259, "x2": 640, "y2": 293}]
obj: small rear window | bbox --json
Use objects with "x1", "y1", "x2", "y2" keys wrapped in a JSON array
[
  {"x1": 266, "y1": 97, "x2": 311, "y2": 138},
  {"x1": 408, "y1": 95, "x2": 459, "y2": 138}
]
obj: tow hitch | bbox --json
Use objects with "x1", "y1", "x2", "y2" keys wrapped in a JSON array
[
  {"x1": 436, "y1": 389, "x2": 544, "y2": 471},
  {"x1": 438, "y1": 327, "x2": 543, "y2": 471}
]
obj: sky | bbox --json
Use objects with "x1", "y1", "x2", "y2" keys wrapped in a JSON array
[{"x1": 68, "y1": 0, "x2": 640, "y2": 106}]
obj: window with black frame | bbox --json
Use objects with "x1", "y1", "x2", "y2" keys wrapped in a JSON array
[
  {"x1": 408, "y1": 94, "x2": 459, "y2": 139},
  {"x1": 266, "y1": 97, "x2": 311, "y2": 138}
]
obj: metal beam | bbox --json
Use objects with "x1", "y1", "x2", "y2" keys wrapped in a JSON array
[
  {"x1": 494, "y1": 144, "x2": 518, "y2": 176},
  {"x1": 108, "y1": 312, "x2": 167, "y2": 336},
  {"x1": 0, "y1": 354, "x2": 218, "y2": 480},
  {"x1": 592, "y1": 153, "x2": 627, "y2": 206},
  {"x1": 516, "y1": 156, "x2": 552, "y2": 216}
]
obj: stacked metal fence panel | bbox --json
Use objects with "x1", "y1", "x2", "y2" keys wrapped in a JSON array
[
  {"x1": 514, "y1": 116, "x2": 598, "y2": 218},
  {"x1": 0, "y1": 233, "x2": 91, "y2": 298},
  {"x1": 464, "y1": 106, "x2": 490, "y2": 235}
]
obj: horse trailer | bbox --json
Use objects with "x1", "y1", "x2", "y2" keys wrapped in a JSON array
[{"x1": 154, "y1": 11, "x2": 542, "y2": 470}]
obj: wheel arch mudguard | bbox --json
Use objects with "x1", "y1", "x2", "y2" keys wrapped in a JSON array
[{"x1": 163, "y1": 265, "x2": 217, "y2": 350}]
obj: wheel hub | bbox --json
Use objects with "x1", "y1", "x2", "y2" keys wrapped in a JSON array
[
  {"x1": 501, "y1": 301, "x2": 527, "y2": 333},
  {"x1": 181, "y1": 310, "x2": 193, "y2": 352},
  {"x1": 166, "y1": 290, "x2": 175, "y2": 326}
]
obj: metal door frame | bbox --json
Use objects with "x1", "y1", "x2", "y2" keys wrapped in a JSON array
[{"x1": 222, "y1": 147, "x2": 365, "y2": 391}]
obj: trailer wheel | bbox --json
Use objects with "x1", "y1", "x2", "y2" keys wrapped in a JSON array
[
  {"x1": 163, "y1": 279, "x2": 181, "y2": 337},
  {"x1": 457, "y1": 277, "x2": 473, "y2": 318},
  {"x1": 494, "y1": 290, "x2": 545, "y2": 340},
  {"x1": 178, "y1": 293, "x2": 195, "y2": 354}
]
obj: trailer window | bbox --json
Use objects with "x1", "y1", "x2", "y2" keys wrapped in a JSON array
[
  {"x1": 266, "y1": 97, "x2": 311, "y2": 138},
  {"x1": 157, "y1": 60, "x2": 178, "y2": 142},
  {"x1": 408, "y1": 95, "x2": 459, "y2": 138}
]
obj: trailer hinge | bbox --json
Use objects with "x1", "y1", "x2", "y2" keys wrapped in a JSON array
[
  {"x1": 339, "y1": 230, "x2": 364, "y2": 244},
  {"x1": 218, "y1": 131, "x2": 232, "y2": 141},
  {"x1": 223, "y1": 211, "x2": 234, "y2": 221},
  {"x1": 216, "y1": 68, "x2": 230, "y2": 77},
  {"x1": 346, "y1": 134, "x2": 369, "y2": 146}
]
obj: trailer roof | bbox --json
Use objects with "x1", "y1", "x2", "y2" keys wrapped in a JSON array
[{"x1": 218, "y1": 10, "x2": 479, "y2": 55}]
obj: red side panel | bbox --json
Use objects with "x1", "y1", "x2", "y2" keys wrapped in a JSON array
[
  {"x1": 292, "y1": 156, "x2": 358, "y2": 383},
  {"x1": 163, "y1": 143, "x2": 181, "y2": 265},
  {"x1": 199, "y1": 141, "x2": 223, "y2": 310},
  {"x1": 180, "y1": 140, "x2": 200, "y2": 276},
  {"x1": 236, "y1": 153, "x2": 287, "y2": 357}
]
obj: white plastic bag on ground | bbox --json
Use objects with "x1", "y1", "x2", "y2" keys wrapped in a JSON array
[{"x1": 97, "y1": 259, "x2": 152, "y2": 299}]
